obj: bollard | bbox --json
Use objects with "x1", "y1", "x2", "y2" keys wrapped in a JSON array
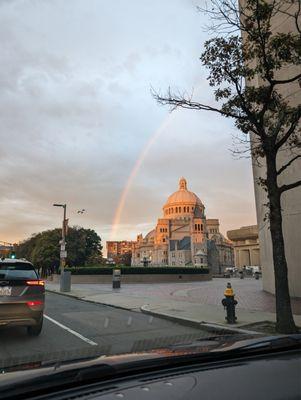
[
  {"x1": 221, "y1": 282, "x2": 237, "y2": 324},
  {"x1": 60, "y1": 270, "x2": 71, "y2": 292},
  {"x1": 112, "y1": 269, "x2": 121, "y2": 289}
]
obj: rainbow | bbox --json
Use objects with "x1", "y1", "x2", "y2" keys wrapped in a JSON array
[{"x1": 109, "y1": 113, "x2": 175, "y2": 240}]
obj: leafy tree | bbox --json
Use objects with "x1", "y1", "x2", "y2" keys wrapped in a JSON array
[
  {"x1": 154, "y1": 0, "x2": 300, "y2": 333},
  {"x1": 16, "y1": 226, "x2": 103, "y2": 269},
  {"x1": 112, "y1": 252, "x2": 132, "y2": 266}
]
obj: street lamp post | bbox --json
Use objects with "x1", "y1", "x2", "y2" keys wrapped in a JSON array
[{"x1": 53, "y1": 203, "x2": 70, "y2": 292}]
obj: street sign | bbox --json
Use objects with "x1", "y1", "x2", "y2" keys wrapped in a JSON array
[
  {"x1": 60, "y1": 250, "x2": 67, "y2": 258},
  {"x1": 60, "y1": 244, "x2": 66, "y2": 251}
]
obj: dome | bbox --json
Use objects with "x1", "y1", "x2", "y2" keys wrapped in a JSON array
[
  {"x1": 164, "y1": 177, "x2": 203, "y2": 208},
  {"x1": 145, "y1": 229, "x2": 155, "y2": 241}
]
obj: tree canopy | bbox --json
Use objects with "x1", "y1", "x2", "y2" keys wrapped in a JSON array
[{"x1": 16, "y1": 226, "x2": 103, "y2": 268}]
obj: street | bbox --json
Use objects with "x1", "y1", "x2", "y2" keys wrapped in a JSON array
[{"x1": 0, "y1": 292, "x2": 208, "y2": 368}]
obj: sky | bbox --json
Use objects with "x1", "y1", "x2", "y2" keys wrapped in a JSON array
[{"x1": 0, "y1": 0, "x2": 257, "y2": 250}]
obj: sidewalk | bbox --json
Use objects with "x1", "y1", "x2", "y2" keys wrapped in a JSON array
[{"x1": 46, "y1": 280, "x2": 301, "y2": 332}]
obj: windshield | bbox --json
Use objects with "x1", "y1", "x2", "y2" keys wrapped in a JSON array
[
  {"x1": 0, "y1": 0, "x2": 300, "y2": 381},
  {"x1": 0, "y1": 263, "x2": 38, "y2": 280}
]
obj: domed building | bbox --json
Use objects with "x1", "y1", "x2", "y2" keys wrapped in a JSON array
[{"x1": 131, "y1": 178, "x2": 234, "y2": 272}]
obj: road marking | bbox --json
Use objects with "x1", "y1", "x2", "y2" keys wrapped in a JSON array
[
  {"x1": 44, "y1": 315, "x2": 98, "y2": 346},
  {"x1": 104, "y1": 317, "x2": 109, "y2": 328}
]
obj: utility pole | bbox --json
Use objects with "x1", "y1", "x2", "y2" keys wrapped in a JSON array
[{"x1": 53, "y1": 203, "x2": 70, "y2": 292}]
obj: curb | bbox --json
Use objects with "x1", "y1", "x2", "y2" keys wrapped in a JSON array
[
  {"x1": 140, "y1": 305, "x2": 262, "y2": 335},
  {"x1": 45, "y1": 288, "x2": 142, "y2": 313}
]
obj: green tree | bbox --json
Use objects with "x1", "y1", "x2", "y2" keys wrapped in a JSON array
[
  {"x1": 16, "y1": 226, "x2": 103, "y2": 269},
  {"x1": 154, "y1": 0, "x2": 300, "y2": 333}
]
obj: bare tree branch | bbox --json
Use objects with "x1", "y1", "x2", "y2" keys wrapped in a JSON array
[
  {"x1": 153, "y1": 89, "x2": 247, "y2": 121},
  {"x1": 279, "y1": 179, "x2": 301, "y2": 193},
  {"x1": 273, "y1": 73, "x2": 301, "y2": 85},
  {"x1": 275, "y1": 110, "x2": 301, "y2": 150},
  {"x1": 277, "y1": 154, "x2": 301, "y2": 175}
]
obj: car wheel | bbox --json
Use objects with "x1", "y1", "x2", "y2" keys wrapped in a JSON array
[{"x1": 27, "y1": 316, "x2": 43, "y2": 336}]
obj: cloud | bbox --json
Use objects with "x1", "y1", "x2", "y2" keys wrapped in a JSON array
[{"x1": 0, "y1": 0, "x2": 257, "y2": 246}]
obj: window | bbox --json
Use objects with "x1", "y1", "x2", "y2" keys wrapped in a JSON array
[
  {"x1": 175, "y1": 207, "x2": 178, "y2": 213},
  {"x1": 0, "y1": 263, "x2": 38, "y2": 279},
  {"x1": 197, "y1": 224, "x2": 200, "y2": 231},
  {"x1": 194, "y1": 224, "x2": 197, "y2": 231},
  {"x1": 187, "y1": 207, "x2": 189, "y2": 212},
  {"x1": 201, "y1": 224, "x2": 203, "y2": 231},
  {"x1": 184, "y1": 206, "x2": 186, "y2": 212},
  {"x1": 179, "y1": 207, "x2": 181, "y2": 212}
]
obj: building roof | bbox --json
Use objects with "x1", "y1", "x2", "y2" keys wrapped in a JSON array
[
  {"x1": 227, "y1": 225, "x2": 258, "y2": 241},
  {"x1": 164, "y1": 177, "x2": 203, "y2": 208},
  {"x1": 145, "y1": 229, "x2": 155, "y2": 240},
  {"x1": 195, "y1": 250, "x2": 206, "y2": 256}
]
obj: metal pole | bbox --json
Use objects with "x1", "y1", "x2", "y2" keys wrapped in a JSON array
[{"x1": 60, "y1": 204, "x2": 67, "y2": 274}]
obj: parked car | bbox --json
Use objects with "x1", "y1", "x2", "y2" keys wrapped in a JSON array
[{"x1": 0, "y1": 258, "x2": 45, "y2": 336}]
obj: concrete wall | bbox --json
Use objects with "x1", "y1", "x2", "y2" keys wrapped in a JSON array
[
  {"x1": 239, "y1": 0, "x2": 301, "y2": 297},
  {"x1": 51, "y1": 273, "x2": 212, "y2": 284},
  {"x1": 249, "y1": 3, "x2": 301, "y2": 298}
]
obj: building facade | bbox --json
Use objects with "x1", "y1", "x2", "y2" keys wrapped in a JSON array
[
  {"x1": 0, "y1": 241, "x2": 13, "y2": 258},
  {"x1": 106, "y1": 240, "x2": 136, "y2": 265},
  {"x1": 131, "y1": 177, "x2": 234, "y2": 272},
  {"x1": 243, "y1": 1, "x2": 301, "y2": 297},
  {"x1": 227, "y1": 225, "x2": 260, "y2": 269}
]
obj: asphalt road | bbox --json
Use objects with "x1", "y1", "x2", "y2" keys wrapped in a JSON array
[{"x1": 0, "y1": 292, "x2": 208, "y2": 368}]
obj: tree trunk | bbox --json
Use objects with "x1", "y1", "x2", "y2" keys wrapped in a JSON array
[{"x1": 265, "y1": 152, "x2": 298, "y2": 333}]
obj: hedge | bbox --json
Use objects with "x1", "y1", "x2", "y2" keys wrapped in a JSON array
[{"x1": 65, "y1": 267, "x2": 210, "y2": 275}]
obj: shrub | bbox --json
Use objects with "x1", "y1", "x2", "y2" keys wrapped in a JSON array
[{"x1": 65, "y1": 266, "x2": 210, "y2": 275}]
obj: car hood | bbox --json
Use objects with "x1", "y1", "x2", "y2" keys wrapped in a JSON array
[{"x1": 1, "y1": 333, "x2": 300, "y2": 398}]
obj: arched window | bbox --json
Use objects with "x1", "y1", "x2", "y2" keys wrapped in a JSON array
[
  {"x1": 201, "y1": 224, "x2": 203, "y2": 231},
  {"x1": 184, "y1": 206, "x2": 186, "y2": 212},
  {"x1": 197, "y1": 224, "x2": 200, "y2": 231},
  {"x1": 194, "y1": 224, "x2": 197, "y2": 231},
  {"x1": 176, "y1": 207, "x2": 178, "y2": 213},
  {"x1": 179, "y1": 207, "x2": 181, "y2": 213},
  {"x1": 187, "y1": 207, "x2": 189, "y2": 212}
]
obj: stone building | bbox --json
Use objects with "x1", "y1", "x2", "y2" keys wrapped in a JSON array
[
  {"x1": 242, "y1": 1, "x2": 301, "y2": 297},
  {"x1": 227, "y1": 225, "x2": 260, "y2": 269},
  {"x1": 106, "y1": 240, "x2": 136, "y2": 264},
  {"x1": 131, "y1": 177, "x2": 234, "y2": 272}
]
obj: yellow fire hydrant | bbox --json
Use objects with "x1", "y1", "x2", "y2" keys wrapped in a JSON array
[{"x1": 221, "y1": 282, "x2": 238, "y2": 324}]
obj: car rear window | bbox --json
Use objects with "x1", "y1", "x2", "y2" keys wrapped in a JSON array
[{"x1": 0, "y1": 262, "x2": 38, "y2": 279}]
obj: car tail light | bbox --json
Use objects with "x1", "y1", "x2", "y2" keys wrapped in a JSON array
[
  {"x1": 27, "y1": 301, "x2": 43, "y2": 307},
  {"x1": 26, "y1": 280, "x2": 45, "y2": 286}
]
